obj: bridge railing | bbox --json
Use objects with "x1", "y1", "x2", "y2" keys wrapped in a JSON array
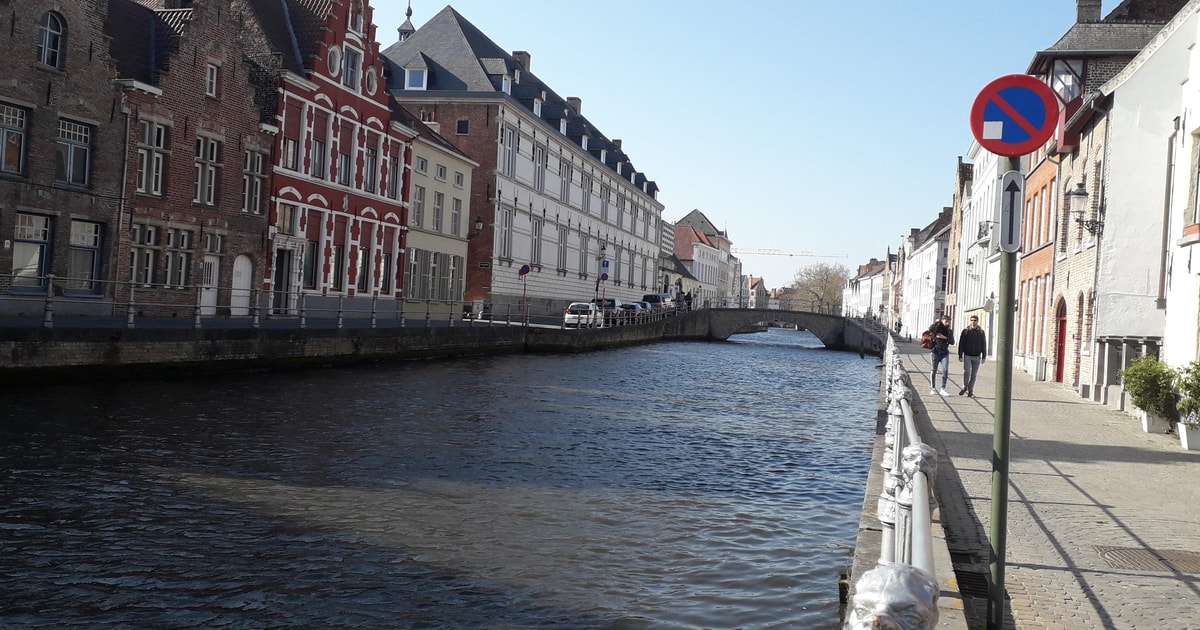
[{"x1": 845, "y1": 334, "x2": 942, "y2": 629}]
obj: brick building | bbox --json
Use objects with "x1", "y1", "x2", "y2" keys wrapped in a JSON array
[
  {"x1": 241, "y1": 0, "x2": 414, "y2": 315},
  {"x1": 0, "y1": 1, "x2": 125, "y2": 315},
  {"x1": 106, "y1": 0, "x2": 275, "y2": 316}
]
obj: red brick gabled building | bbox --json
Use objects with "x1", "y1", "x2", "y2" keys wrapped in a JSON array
[
  {"x1": 106, "y1": 0, "x2": 275, "y2": 316},
  {"x1": 242, "y1": 0, "x2": 413, "y2": 314},
  {"x1": 1, "y1": 2, "x2": 125, "y2": 314}
]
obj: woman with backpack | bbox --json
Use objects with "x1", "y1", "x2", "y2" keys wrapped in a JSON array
[{"x1": 926, "y1": 315, "x2": 954, "y2": 396}]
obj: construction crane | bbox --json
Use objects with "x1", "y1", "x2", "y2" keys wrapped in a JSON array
[{"x1": 730, "y1": 248, "x2": 848, "y2": 258}]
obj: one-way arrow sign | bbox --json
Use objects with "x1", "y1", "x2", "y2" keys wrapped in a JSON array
[{"x1": 999, "y1": 171, "x2": 1024, "y2": 253}]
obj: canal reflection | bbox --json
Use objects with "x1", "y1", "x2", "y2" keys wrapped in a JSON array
[{"x1": 0, "y1": 327, "x2": 879, "y2": 629}]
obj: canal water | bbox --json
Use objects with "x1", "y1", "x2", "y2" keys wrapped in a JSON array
[{"x1": 0, "y1": 327, "x2": 880, "y2": 629}]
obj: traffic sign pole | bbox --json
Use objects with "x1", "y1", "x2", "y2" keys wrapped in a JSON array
[
  {"x1": 970, "y1": 75, "x2": 1059, "y2": 630},
  {"x1": 988, "y1": 157, "x2": 1020, "y2": 630}
]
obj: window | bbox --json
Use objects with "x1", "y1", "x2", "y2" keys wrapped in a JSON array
[
  {"x1": 560, "y1": 162, "x2": 572, "y2": 203},
  {"x1": 312, "y1": 137, "x2": 326, "y2": 176},
  {"x1": 454, "y1": 171, "x2": 464, "y2": 187},
  {"x1": 456, "y1": 119, "x2": 468, "y2": 135},
  {"x1": 415, "y1": 157, "x2": 428, "y2": 173},
  {"x1": 405, "y1": 68, "x2": 426, "y2": 90},
  {"x1": 364, "y1": 147, "x2": 378, "y2": 193},
  {"x1": 2, "y1": 104, "x2": 28, "y2": 175},
  {"x1": 204, "y1": 233, "x2": 224, "y2": 254},
  {"x1": 13, "y1": 213, "x2": 50, "y2": 289},
  {"x1": 412, "y1": 185, "x2": 425, "y2": 227},
  {"x1": 37, "y1": 12, "x2": 65, "y2": 69},
  {"x1": 348, "y1": 0, "x2": 364, "y2": 32},
  {"x1": 278, "y1": 204, "x2": 298, "y2": 236},
  {"x1": 499, "y1": 206, "x2": 513, "y2": 259},
  {"x1": 68, "y1": 220, "x2": 102, "y2": 293},
  {"x1": 579, "y1": 236, "x2": 590, "y2": 276},
  {"x1": 205, "y1": 63, "x2": 220, "y2": 98},
  {"x1": 532, "y1": 144, "x2": 546, "y2": 191},
  {"x1": 531, "y1": 218, "x2": 543, "y2": 265},
  {"x1": 56, "y1": 119, "x2": 91, "y2": 186},
  {"x1": 581, "y1": 173, "x2": 592, "y2": 214},
  {"x1": 432, "y1": 191, "x2": 444, "y2": 231},
  {"x1": 451, "y1": 198, "x2": 462, "y2": 236},
  {"x1": 356, "y1": 246, "x2": 370, "y2": 292},
  {"x1": 193, "y1": 136, "x2": 220, "y2": 204},
  {"x1": 1052, "y1": 59, "x2": 1083, "y2": 102},
  {"x1": 342, "y1": 48, "x2": 360, "y2": 89},
  {"x1": 502, "y1": 127, "x2": 516, "y2": 176},
  {"x1": 533, "y1": 99, "x2": 542, "y2": 116},
  {"x1": 435, "y1": 164, "x2": 446, "y2": 181},
  {"x1": 557, "y1": 226, "x2": 568, "y2": 271},
  {"x1": 600, "y1": 184, "x2": 611, "y2": 221},
  {"x1": 165, "y1": 228, "x2": 193, "y2": 288},
  {"x1": 303, "y1": 241, "x2": 318, "y2": 289},
  {"x1": 380, "y1": 252, "x2": 392, "y2": 293},
  {"x1": 136, "y1": 121, "x2": 167, "y2": 195},
  {"x1": 502, "y1": 75, "x2": 512, "y2": 94},
  {"x1": 337, "y1": 151, "x2": 351, "y2": 185},
  {"x1": 282, "y1": 137, "x2": 300, "y2": 170},
  {"x1": 130, "y1": 223, "x2": 156, "y2": 286},
  {"x1": 386, "y1": 153, "x2": 400, "y2": 199},
  {"x1": 242, "y1": 150, "x2": 266, "y2": 213},
  {"x1": 331, "y1": 245, "x2": 345, "y2": 290}
]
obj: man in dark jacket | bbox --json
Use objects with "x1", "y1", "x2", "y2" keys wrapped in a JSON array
[
  {"x1": 928, "y1": 315, "x2": 954, "y2": 395},
  {"x1": 957, "y1": 315, "x2": 988, "y2": 397}
]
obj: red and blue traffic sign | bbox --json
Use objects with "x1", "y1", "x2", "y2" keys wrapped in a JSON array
[{"x1": 970, "y1": 74, "x2": 1061, "y2": 157}]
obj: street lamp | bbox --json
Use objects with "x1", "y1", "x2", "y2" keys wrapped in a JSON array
[
  {"x1": 468, "y1": 216, "x2": 485, "y2": 238},
  {"x1": 1068, "y1": 182, "x2": 1102, "y2": 235}
]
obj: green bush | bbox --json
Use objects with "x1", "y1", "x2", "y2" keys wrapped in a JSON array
[
  {"x1": 1119, "y1": 355, "x2": 1179, "y2": 420},
  {"x1": 1175, "y1": 361, "x2": 1200, "y2": 429}
]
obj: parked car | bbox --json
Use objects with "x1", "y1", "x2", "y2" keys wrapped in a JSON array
[
  {"x1": 591, "y1": 298, "x2": 624, "y2": 325},
  {"x1": 563, "y1": 302, "x2": 602, "y2": 328},
  {"x1": 619, "y1": 302, "x2": 645, "y2": 323},
  {"x1": 642, "y1": 293, "x2": 677, "y2": 313},
  {"x1": 636, "y1": 301, "x2": 654, "y2": 316}
]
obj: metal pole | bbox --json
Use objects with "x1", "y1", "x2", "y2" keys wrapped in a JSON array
[
  {"x1": 126, "y1": 281, "x2": 137, "y2": 329},
  {"x1": 194, "y1": 286, "x2": 202, "y2": 329},
  {"x1": 988, "y1": 155, "x2": 1020, "y2": 630},
  {"x1": 42, "y1": 275, "x2": 54, "y2": 329},
  {"x1": 371, "y1": 294, "x2": 378, "y2": 329}
]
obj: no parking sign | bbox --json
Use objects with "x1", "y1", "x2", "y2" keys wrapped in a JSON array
[{"x1": 970, "y1": 74, "x2": 1060, "y2": 157}]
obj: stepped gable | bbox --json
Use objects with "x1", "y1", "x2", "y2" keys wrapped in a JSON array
[{"x1": 1105, "y1": 0, "x2": 1191, "y2": 22}]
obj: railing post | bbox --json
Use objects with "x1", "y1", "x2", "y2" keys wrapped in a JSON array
[
  {"x1": 299, "y1": 292, "x2": 307, "y2": 329},
  {"x1": 448, "y1": 301, "x2": 455, "y2": 328},
  {"x1": 896, "y1": 442, "x2": 937, "y2": 567},
  {"x1": 336, "y1": 293, "x2": 345, "y2": 329},
  {"x1": 370, "y1": 294, "x2": 378, "y2": 329},
  {"x1": 398, "y1": 297, "x2": 406, "y2": 328},
  {"x1": 42, "y1": 274, "x2": 55, "y2": 329},
  {"x1": 506, "y1": 303, "x2": 512, "y2": 326},
  {"x1": 424, "y1": 299, "x2": 431, "y2": 328},
  {"x1": 251, "y1": 288, "x2": 261, "y2": 329},
  {"x1": 126, "y1": 281, "x2": 137, "y2": 329},
  {"x1": 846, "y1": 564, "x2": 940, "y2": 630},
  {"x1": 193, "y1": 286, "x2": 202, "y2": 329}
]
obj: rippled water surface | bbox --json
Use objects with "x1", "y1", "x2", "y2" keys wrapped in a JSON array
[{"x1": 0, "y1": 328, "x2": 880, "y2": 629}]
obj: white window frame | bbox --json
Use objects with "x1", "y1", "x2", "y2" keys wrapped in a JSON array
[
  {"x1": 165, "y1": 228, "x2": 194, "y2": 289},
  {"x1": 56, "y1": 119, "x2": 91, "y2": 187},
  {"x1": 136, "y1": 120, "x2": 167, "y2": 195},
  {"x1": 37, "y1": 12, "x2": 64, "y2": 69},
  {"x1": 405, "y1": 68, "x2": 427, "y2": 90},
  {"x1": 451, "y1": 198, "x2": 462, "y2": 237},
  {"x1": 432, "y1": 191, "x2": 444, "y2": 232},
  {"x1": 531, "y1": 218, "x2": 543, "y2": 266},
  {"x1": 130, "y1": 223, "x2": 157, "y2": 286},
  {"x1": 242, "y1": 150, "x2": 266, "y2": 213},
  {"x1": 412, "y1": 185, "x2": 425, "y2": 227},
  {"x1": 193, "y1": 136, "x2": 220, "y2": 205},
  {"x1": 342, "y1": 48, "x2": 361, "y2": 90},
  {"x1": 205, "y1": 62, "x2": 220, "y2": 98}
]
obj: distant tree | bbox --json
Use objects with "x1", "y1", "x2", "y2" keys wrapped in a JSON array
[{"x1": 787, "y1": 262, "x2": 850, "y2": 313}]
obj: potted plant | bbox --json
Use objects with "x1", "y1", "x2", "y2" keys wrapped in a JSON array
[
  {"x1": 1174, "y1": 360, "x2": 1200, "y2": 451},
  {"x1": 1119, "y1": 355, "x2": 1178, "y2": 433}
]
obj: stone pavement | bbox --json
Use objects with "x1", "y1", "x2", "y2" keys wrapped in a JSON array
[{"x1": 896, "y1": 340, "x2": 1200, "y2": 629}]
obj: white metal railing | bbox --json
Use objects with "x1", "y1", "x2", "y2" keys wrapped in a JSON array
[{"x1": 845, "y1": 334, "x2": 941, "y2": 629}]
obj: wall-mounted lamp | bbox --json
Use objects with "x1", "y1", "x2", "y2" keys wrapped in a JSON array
[
  {"x1": 468, "y1": 216, "x2": 485, "y2": 238},
  {"x1": 1068, "y1": 182, "x2": 1103, "y2": 235}
]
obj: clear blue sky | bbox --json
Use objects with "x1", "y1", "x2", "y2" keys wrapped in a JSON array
[{"x1": 371, "y1": 1, "x2": 1119, "y2": 289}]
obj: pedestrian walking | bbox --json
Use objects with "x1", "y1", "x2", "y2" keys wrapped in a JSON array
[
  {"x1": 957, "y1": 315, "x2": 987, "y2": 397},
  {"x1": 928, "y1": 315, "x2": 954, "y2": 395}
]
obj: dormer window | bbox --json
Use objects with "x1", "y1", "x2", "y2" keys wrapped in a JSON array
[
  {"x1": 533, "y1": 99, "x2": 542, "y2": 116},
  {"x1": 502, "y1": 75, "x2": 512, "y2": 94},
  {"x1": 581, "y1": 137, "x2": 588, "y2": 150},
  {"x1": 514, "y1": 69, "x2": 521, "y2": 84},
  {"x1": 1052, "y1": 59, "x2": 1083, "y2": 102},
  {"x1": 559, "y1": 119, "x2": 567, "y2": 134},
  {"x1": 405, "y1": 68, "x2": 426, "y2": 90}
]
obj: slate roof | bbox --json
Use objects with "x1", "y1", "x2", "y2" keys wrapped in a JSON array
[
  {"x1": 243, "y1": 0, "x2": 306, "y2": 73},
  {"x1": 106, "y1": 0, "x2": 189, "y2": 84},
  {"x1": 1027, "y1": 0, "x2": 1188, "y2": 72},
  {"x1": 381, "y1": 5, "x2": 657, "y2": 194}
]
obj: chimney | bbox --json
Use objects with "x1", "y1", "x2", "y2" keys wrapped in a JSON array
[
  {"x1": 566, "y1": 96, "x2": 582, "y2": 114},
  {"x1": 1077, "y1": 0, "x2": 1102, "y2": 23},
  {"x1": 612, "y1": 138, "x2": 622, "y2": 150},
  {"x1": 512, "y1": 50, "x2": 531, "y2": 71}
]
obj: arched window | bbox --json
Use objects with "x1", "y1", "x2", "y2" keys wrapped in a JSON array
[
  {"x1": 348, "y1": 0, "x2": 364, "y2": 33},
  {"x1": 37, "y1": 12, "x2": 65, "y2": 69}
]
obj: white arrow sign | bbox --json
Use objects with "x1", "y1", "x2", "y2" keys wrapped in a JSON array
[{"x1": 999, "y1": 171, "x2": 1024, "y2": 253}]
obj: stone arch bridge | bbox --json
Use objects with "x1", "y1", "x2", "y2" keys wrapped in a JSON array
[{"x1": 691, "y1": 308, "x2": 886, "y2": 354}]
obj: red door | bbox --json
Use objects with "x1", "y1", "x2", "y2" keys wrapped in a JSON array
[{"x1": 1054, "y1": 306, "x2": 1067, "y2": 383}]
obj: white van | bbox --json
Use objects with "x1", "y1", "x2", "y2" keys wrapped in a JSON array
[{"x1": 642, "y1": 293, "x2": 676, "y2": 312}]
